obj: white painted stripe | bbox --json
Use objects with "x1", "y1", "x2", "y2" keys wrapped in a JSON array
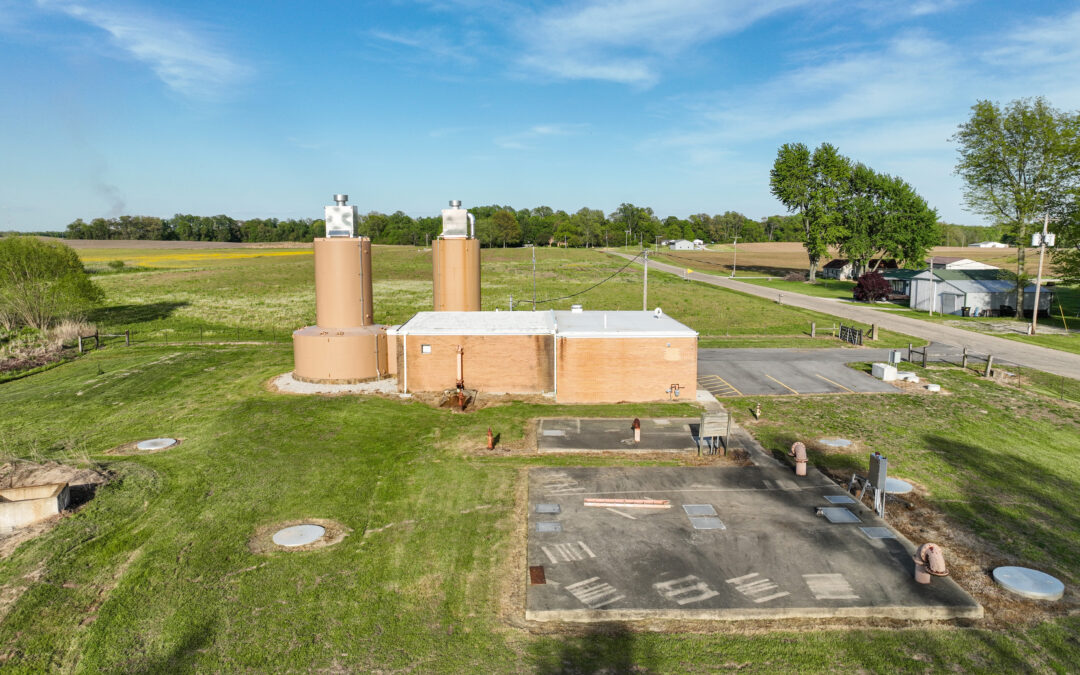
[
  {"x1": 541, "y1": 546, "x2": 559, "y2": 564},
  {"x1": 753, "y1": 592, "x2": 791, "y2": 603},
  {"x1": 578, "y1": 541, "x2": 597, "y2": 558},
  {"x1": 605, "y1": 508, "x2": 637, "y2": 520},
  {"x1": 725, "y1": 573, "x2": 760, "y2": 584}
]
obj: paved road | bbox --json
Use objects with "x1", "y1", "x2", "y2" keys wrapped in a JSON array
[
  {"x1": 698, "y1": 348, "x2": 899, "y2": 396},
  {"x1": 614, "y1": 252, "x2": 1080, "y2": 380}
]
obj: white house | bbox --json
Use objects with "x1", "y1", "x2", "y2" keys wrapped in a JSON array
[
  {"x1": 692, "y1": 239, "x2": 705, "y2": 250},
  {"x1": 968, "y1": 241, "x2": 1008, "y2": 248},
  {"x1": 669, "y1": 239, "x2": 695, "y2": 250},
  {"x1": 908, "y1": 269, "x2": 1053, "y2": 316}
]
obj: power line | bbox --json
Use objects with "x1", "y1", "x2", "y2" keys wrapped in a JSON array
[
  {"x1": 652, "y1": 250, "x2": 731, "y2": 270},
  {"x1": 532, "y1": 252, "x2": 645, "y2": 305}
]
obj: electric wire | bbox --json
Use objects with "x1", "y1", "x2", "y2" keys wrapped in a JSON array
[{"x1": 531, "y1": 251, "x2": 645, "y2": 305}]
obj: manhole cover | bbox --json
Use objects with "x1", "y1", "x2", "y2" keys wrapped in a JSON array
[
  {"x1": 860, "y1": 527, "x2": 896, "y2": 539},
  {"x1": 885, "y1": 478, "x2": 913, "y2": 494},
  {"x1": 272, "y1": 524, "x2": 326, "y2": 547},
  {"x1": 136, "y1": 438, "x2": 177, "y2": 451},
  {"x1": 817, "y1": 438, "x2": 852, "y2": 447},
  {"x1": 535, "y1": 503, "x2": 561, "y2": 514},
  {"x1": 824, "y1": 495, "x2": 856, "y2": 504},
  {"x1": 689, "y1": 516, "x2": 725, "y2": 530},
  {"x1": 683, "y1": 504, "x2": 717, "y2": 516},
  {"x1": 820, "y1": 507, "x2": 861, "y2": 523},
  {"x1": 536, "y1": 522, "x2": 562, "y2": 533},
  {"x1": 992, "y1": 566, "x2": 1065, "y2": 601}
]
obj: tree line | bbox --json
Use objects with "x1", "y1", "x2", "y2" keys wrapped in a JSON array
[
  {"x1": 59, "y1": 207, "x2": 808, "y2": 247},
  {"x1": 770, "y1": 143, "x2": 940, "y2": 281}
]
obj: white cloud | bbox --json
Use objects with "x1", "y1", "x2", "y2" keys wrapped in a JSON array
[
  {"x1": 36, "y1": 1, "x2": 250, "y2": 98},
  {"x1": 369, "y1": 28, "x2": 476, "y2": 66},
  {"x1": 494, "y1": 123, "x2": 588, "y2": 150},
  {"x1": 516, "y1": 0, "x2": 811, "y2": 86}
]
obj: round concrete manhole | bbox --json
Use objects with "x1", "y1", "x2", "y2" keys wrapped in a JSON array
[
  {"x1": 817, "y1": 438, "x2": 852, "y2": 448},
  {"x1": 136, "y1": 438, "x2": 178, "y2": 451},
  {"x1": 248, "y1": 518, "x2": 350, "y2": 554},
  {"x1": 992, "y1": 566, "x2": 1065, "y2": 601},
  {"x1": 272, "y1": 524, "x2": 326, "y2": 547},
  {"x1": 885, "y1": 478, "x2": 913, "y2": 494}
]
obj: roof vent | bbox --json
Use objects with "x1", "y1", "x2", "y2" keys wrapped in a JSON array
[
  {"x1": 654, "y1": 307, "x2": 664, "y2": 318},
  {"x1": 571, "y1": 304, "x2": 583, "y2": 313}
]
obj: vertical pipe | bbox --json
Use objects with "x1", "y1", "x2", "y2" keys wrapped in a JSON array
[{"x1": 643, "y1": 250, "x2": 648, "y2": 311}]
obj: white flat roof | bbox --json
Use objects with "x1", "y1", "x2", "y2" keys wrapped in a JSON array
[
  {"x1": 397, "y1": 311, "x2": 554, "y2": 335},
  {"x1": 394, "y1": 310, "x2": 697, "y2": 338},
  {"x1": 554, "y1": 310, "x2": 698, "y2": 338}
]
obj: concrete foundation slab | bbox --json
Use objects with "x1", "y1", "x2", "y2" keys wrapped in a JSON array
[
  {"x1": 0, "y1": 483, "x2": 70, "y2": 531},
  {"x1": 536, "y1": 418, "x2": 699, "y2": 453},
  {"x1": 526, "y1": 467, "x2": 982, "y2": 621}
]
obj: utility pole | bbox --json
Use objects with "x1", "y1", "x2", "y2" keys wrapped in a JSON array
[
  {"x1": 1029, "y1": 213, "x2": 1053, "y2": 335},
  {"x1": 730, "y1": 236, "x2": 738, "y2": 278},
  {"x1": 625, "y1": 229, "x2": 630, "y2": 248},
  {"x1": 643, "y1": 250, "x2": 648, "y2": 310},
  {"x1": 532, "y1": 245, "x2": 536, "y2": 311}
]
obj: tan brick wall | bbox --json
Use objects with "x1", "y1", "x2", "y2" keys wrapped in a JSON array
[
  {"x1": 385, "y1": 332, "x2": 398, "y2": 375},
  {"x1": 555, "y1": 336, "x2": 697, "y2": 403},
  {"x1": 398, "y1": 334, "x2": 554, "y2": 393}
]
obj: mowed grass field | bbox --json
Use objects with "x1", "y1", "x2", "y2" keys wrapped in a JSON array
[
  {"x1": 2, "y1": 341, "x2": 1079, "y2": 671},
  {"x1": 77, "y1": 243, "x2": 918, "y2": 349}
]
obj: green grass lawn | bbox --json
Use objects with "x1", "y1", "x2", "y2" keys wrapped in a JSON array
[
  {"x1": 734, "y1": 277, "x2": 856, "y2": 299},
  {"x1": 6, "y1": 243, "x2": 1074, "y2": 671},
  {"x1": 77, "y1": 244, "x2": 920, "y2": 350},
  {"x1": 1, "y1": 345, "x2": 1077, "y2": 672}
]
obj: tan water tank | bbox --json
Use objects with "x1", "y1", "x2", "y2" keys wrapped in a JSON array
[
  {"x1": 314, "y1": 237, "x2": 373, "y2": 327},
  {"x1": 292, "y1": 325, "x2": 387, "y2": 383},
  {"x1": 433, "y1": 237, "x2": 480, "y2": 311}
]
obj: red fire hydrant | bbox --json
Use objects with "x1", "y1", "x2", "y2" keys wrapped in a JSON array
[
  {"x1": 486, "y1": 427, "x2": 494, "y2": 450},
  {"x1": 913, "y1": 543, "x2": 948, "y2": 584},
  {"x1": 789, "y1": 442, "x2": 807, "y2": 477},
  {"x1": 632, "y1": 418, "x2": 641, "y2": 443}
]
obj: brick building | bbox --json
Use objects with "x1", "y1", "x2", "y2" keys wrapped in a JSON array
[{"x1": 387, "y1": 309, "x2": 697, "y2": 404}]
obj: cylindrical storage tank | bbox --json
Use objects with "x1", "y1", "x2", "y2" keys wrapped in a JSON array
[
  {"x1": 292, "y1": 325, "x2": 387, "y2": 383},
  {"x1": 314, "y1": 237, "x2": 374, "y2": 327},
  {"x1": 432, "y1": 237, "x2": 480, "y2": 311}
]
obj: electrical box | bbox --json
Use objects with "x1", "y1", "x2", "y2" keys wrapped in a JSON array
[
  {"x1": 440, "y1": 200, "x2": 471, "y2": 238},
  {"x1": 324, "y1": 204, "x2": 357, "y2": 238},
  {"x1": 869, "y1": 452, "x2": 887, "y2": 490}
]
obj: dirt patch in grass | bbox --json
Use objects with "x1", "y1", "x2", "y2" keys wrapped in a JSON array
[
  {"x1": 819, "y1": 467, "x2": 1075, "y2": 629},
  {"x1": 0, "y1": 461, "x2": 111, "y2": 559},
  {"x1": 248, "y1": 518, "x2": 351, "y2": 555},
  {"x1": 104, "y1": 438, "x2": 184, "y2": 455}
]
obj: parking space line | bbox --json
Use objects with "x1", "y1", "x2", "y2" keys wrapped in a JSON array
[
  {"x1": 764, "y1": 374, "x2": 798, "y2": 394},
  {"x1": 815, "y1": 373, "x2": 855, "y2": 393},
  {"x1": 697, "y1": 375, "x2": 742, "y2": 396}
]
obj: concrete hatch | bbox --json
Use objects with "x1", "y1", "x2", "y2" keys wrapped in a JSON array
[
  {"x1": 689, "y1": 517, "x2": 726, "y2": 530},
  {"x1": 824, "y1": 495, "x2": 856, "y2": 504},
  {"x1": 992, "y1": 566, "x2": 1065, "y2": 601},
  {"x1": 820, "y1": 507, "x2": 862, "y2": 524},
  {"x1": 683, "y1": 504, "x2": 718, "y2": 517},
  {"x1": 272, "y1": 524, "x2": 326, "y2": 547}
]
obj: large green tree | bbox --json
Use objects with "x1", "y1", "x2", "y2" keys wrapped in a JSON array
[
  {"x1": 0, "y1": 237, "x2": 103, "y2": 330},
  {"x1": 770, "y1": 143, "x2": 825, "y2": 278},
  {"x1": 952, "y1": 97, "x2": 1080, "y2": 312}
]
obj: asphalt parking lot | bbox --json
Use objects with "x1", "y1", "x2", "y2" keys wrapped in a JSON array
[{"x1": 698, "y1": 348, "x2": 901, "y2": 397}]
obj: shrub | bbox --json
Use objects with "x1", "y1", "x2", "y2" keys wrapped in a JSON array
[
  {"x1": 0, "y1": 237, "x2": 103, "y2": 330},
  {"x1": 107, "y1": 259, "x2": 126, "y2": 270},
  {"x1": 784, "y1": 271, "x2": 808, "y2": 282},
  {"x1": 853, "y1": 271, "x2": 891, "y2": 301}
]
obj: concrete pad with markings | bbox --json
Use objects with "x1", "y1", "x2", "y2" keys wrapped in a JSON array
[
  {"x1": 698, "y1": 348, "x2": 901, "y2": 397},
  {"x1": 526, "y1": 465, "x2": 981, "y2": 621},
  {"x1": 536, "y1": 418, "x2": 700, "y2": 453}
]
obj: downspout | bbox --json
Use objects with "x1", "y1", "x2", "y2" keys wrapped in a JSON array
[{"x1": 468, "y1": 213, "x2": 475, "y2": 239}]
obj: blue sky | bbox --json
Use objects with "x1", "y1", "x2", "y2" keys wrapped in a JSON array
[{"x1": 3, "y1": 0, "x2": 1080, "y2": 230}]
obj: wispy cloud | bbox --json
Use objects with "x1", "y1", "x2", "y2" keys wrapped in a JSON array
[
  {"x1": 36, "y1": 0, "x2": 250, "y2": 98},
  {"x1": 515, "y1": 0, "x2": 811, "y2": 86},
  {"x1": 369, "y1": 27, "x2": 476, "y2": 66},
  {"x1": 495, "y1": 124, "x2": 588, "y2": 150}
]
